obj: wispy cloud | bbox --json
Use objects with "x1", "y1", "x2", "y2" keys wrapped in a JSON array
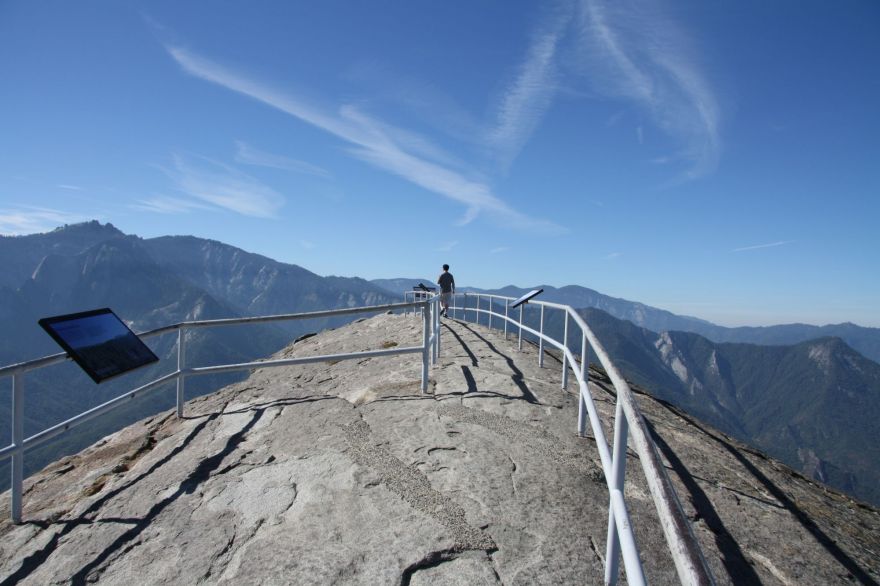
[
  {"x1": 605, "y1": 111, "x2": 624, "y2": 127},
  {"x1": 732, "y1": 240, "x2": 794, "y2": 252},
  {"x1": 300, "y1": 240, "x2": 316, "y2": 250},
  {"x1": 488, "y1": 11, "x2": 570, "y2": 169},
  {"x1": 159, "y1": 153, "x2": 285, "y2": 218},
  {"x1": 576, "y1": 0, "x2": 720, "y2": 179},
  {"x1": 166, "y1": 45, "x2": 565, "y2": 234},
  {"x1": 0, "y1": 206, "x2": 95, "y2": 235},
  {"x1": 57, "y1": 184, "x2": 83, "y2": 191},
  {"x1": 235, "y1": 141, "x2": 331, "y2": 178},
  {"x1": 130, "y1": 195, "x2": 212, "y2": 215},
  {"x1": 435, "y1": 240, "x2": 458, "y2": 252},
  {"x1": 490, "y1": 246, "x2": 510, "y2": 254},
  {"x1": 604, "y1": 251, "x2": 622, "y2": 260}
]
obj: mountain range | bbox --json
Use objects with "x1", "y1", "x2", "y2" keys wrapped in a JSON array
[{"x1": 452, "y1": 284, "x2": 880, "y2": 364}]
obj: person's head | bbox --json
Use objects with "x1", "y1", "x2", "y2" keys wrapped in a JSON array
[{"x1": 442, "y1": 264, "x2": 449, "y2": 272}]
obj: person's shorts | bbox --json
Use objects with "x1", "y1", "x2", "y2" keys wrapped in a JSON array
[{"x1": 440, "y1": 291, "x2": 452, "y2": 305}]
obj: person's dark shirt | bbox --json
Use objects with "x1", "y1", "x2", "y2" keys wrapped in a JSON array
[{"x1": 438, "y1": 272, "x2": 455, "y2": 293}]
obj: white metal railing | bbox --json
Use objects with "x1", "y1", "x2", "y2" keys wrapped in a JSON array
[
  {"x1": 0, "y1": 297, "x2": 442, "y2": 524},
  {"x1": 444, "y1": 291, "x2": 714, "y2": 586}
]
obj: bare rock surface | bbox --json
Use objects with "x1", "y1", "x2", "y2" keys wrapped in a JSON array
[{"x1": 1, "y1": 313, "x2": 879, "y2": 584}]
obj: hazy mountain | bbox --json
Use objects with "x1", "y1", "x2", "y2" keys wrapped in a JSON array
[
  {"x1": 465, "y1": 283, "x2": 712, "y2": 329},
  {"x1": 464, "y1": 284, "x2": 880, "y2": 363},
  {"x1": 145, "y1": 236, "x2": 398, "y2": 318},
  {"x1": 681, "y1": 321, "x2": 880, "y2": 366},
  {"x1": 0, "y1": 220, "x2": 125, "y2": 289},
  {"x1": 370, "y1": 278, "x2": 438, "y2": 296},
  {"x1": 565, "y1": 307, "x2": 880, "y2": 506}
]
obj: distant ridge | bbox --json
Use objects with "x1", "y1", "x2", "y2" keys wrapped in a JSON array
[
  {"x1": 143, "y1": 235, "x2": 395, "y2": 317},
  {"x1": 370, "y1": 278, "x2": 438, "y2": 296},
  {"x1": 0, "y1": 220, "x2": 124, "y2": 289},
  {"x1": 462, "y1": 283, "x2": 880, "y2": 364}
]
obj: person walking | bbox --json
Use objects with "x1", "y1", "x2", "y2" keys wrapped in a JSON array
[{"x1": 437, "y1": 264, "x2": 455, "y2": 318}]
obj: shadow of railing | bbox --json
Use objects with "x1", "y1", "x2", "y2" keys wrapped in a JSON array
[{"x1": 652, "y1": 401, "x2": 878, "y2": 586}]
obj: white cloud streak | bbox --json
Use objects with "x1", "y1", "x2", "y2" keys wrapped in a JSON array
[
  {"x1": 167, "y1": 46, "x2": 564, "y2": 235},
  {"x1": 162, "y1": 153, "x2": 286, "y2": 218},
  {"x1": 235, "y1": 141, "x2": 331, "y2": 178},
  {"x1": 732, "y1": 240, "x2": 794, "y2": 252},
  {"x1": 0, "y1": 206, "x2": 96, "y2": 235},
  {"x1": 130, "y1": 195, "x2": 213, "y2": 215},
  {"x1": 435, "y1": 241, "x2": 458, "y2": 252},
  {"x1": 490, "y1": 246, "x2": 510, "y2": 254},
  {"x1": 577, "y1": 0, "x2": 720, "y2": 179},
  {"x1": 488, "y1": 13, "x2": 568, "y2": 169},
  {"x1": 57, "y1": 184, "x2": 83, "y2": 191}
]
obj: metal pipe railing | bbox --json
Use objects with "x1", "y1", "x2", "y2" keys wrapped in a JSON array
[
  {"x1": 450, "y1": 292, "x2": 714, "y2": 586},
  {"x1": 1, "y1": 298, "x2": 439, "y2": 523}
]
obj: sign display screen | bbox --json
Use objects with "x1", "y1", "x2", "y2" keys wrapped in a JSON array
[
  {"x1": 510, "y1": 288, "x2": 544, "y2": 309},
  {"x1": 38, "y1": 308, "x2": 159, "y2": 383}
]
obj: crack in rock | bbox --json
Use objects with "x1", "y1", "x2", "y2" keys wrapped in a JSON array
[{"x1": 399, "y1": 548, "x2": 460, "y2": 586}]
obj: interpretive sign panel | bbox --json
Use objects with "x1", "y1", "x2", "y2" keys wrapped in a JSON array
[
  {"x1": 38, "y1": 308, "x2": 159, "y2": 383},
  {"x1": 509, "y1": 288, "x2": 544, "y2": 309}
]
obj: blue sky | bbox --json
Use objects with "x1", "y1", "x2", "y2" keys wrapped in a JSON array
[{"x1": 1, "y1": 1, "x2": 878, "y2": 327}]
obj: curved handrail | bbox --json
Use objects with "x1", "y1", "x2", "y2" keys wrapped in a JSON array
[
  {"x1": 0, "y1": 300, "x2": 428, "y2": 378},
  {"x1": 453, "y1": 292, "x2": 714, "y2": 586}
]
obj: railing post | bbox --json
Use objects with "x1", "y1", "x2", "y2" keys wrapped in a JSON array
[
  {"x1": 453, "y1": 292, "x2": 457, "y2": 320},
  {"x1": 578, "y1": 331, "x2": 588, "y2": 437},
  {"x1": 430, "y1": 298, "x2": 435, "y2": 365},
  {"x1": 488, "y1": 296, "x2": 492, "y2": 330},
  {"x1": 434, "y1": 296, "x2": 440, "y2": 362},
  {"x1": 504, "y1": 301, "x2": 509, "y2": 338},
  {"x1": 11, "y1": 372, "x2": 24, "y2": 524},
  {"x1": 421, "y1": 301, "x2": 430, "y2": 393},
  {"x1": 518, "y1": 305, "x2": 524, "y2": 351},
  {"x1": 562, "y1": 311, "x2": 569, "y2": 390},
  {"x1": 605, "y1": 400, "x2": 629, "y2": 585},
  {"x1": 176, "y1": 327, "x2": 186, "y2": 418},
  {"x1": 538, "y1": 304, "x2": 545, "y2": 368}
]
